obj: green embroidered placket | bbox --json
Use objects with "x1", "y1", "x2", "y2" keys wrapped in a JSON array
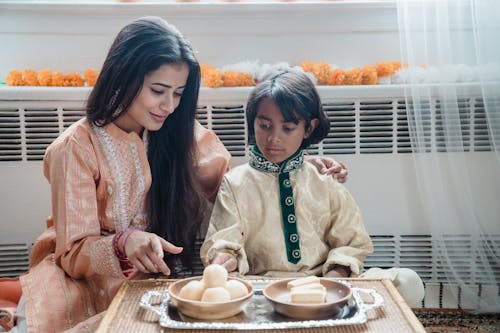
[
  {"x1": 278, "y1": 171, "x2": 301, "y2": 264},
  {"x1": 249, "y1": 145, "x2": 302, "y2": 264}
]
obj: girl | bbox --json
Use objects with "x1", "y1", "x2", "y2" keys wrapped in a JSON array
[
  {"x1": 201, "y1": 68, "x2": 424, "y2": 305},
  {"x1": 201, "y1": 68, "x2": 371, "y2": 278}
]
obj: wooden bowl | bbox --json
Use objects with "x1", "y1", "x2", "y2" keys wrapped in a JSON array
[
  {"x1": 168, "y1": 276, "x2": 254, "y2": 320},
  {"x1": 263, "y1": 278, "x2": 352, "y2": 320}
]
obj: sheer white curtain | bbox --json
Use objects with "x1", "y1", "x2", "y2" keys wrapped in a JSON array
[{"x1": 396, "y1": 0, "x2": 500, "y2": 312}]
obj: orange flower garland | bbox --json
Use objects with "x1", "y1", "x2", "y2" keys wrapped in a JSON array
[
  {"x1": 84, "y1": 68, "x2": 99, "y2": 87},
  {"x1": 221, "y1": 71, "x2": 255, "y2": 87},
  {"x1": 23, "y1": 69, "x2": 39, "y2": 86},
  {"x1": 63, "y1": 72, "x2": 85, "y2": 87},
  {"x1": 343, "y1": 68, "x2": 363, "y2": 85},
  {"x1": 4, "y1": 68, "x2": 99, "y2": 87},
  {"x1": 201, "y1": 64, "x2": 223, "y2": 88},
  {"x1": 38, "y1": 69, "x2": 53, "y2": 86},
  {"x1": 361, "y1": 65, "x2": 378, "y2": 85},
  {"x1": 6, "y1": 70, "x2": 24, "y2": 86},
  {"x1": 5, "y1": 62, "x2": 404, "y2": 88},
  {"x1": 327, "y1": 68, "x2": 346, "y2": 86}
]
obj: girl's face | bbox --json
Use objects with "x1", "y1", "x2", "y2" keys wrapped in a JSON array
[
  {"x1": 254, "y1": 98, "x2": 317, "y2": 163},
  {"x1": 114, "y1": 62, "x2": 189, "y2": 134}
]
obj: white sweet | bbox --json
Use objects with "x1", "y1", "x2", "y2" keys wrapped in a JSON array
[
  {"x1": 179, "y1": 280, "x2": 205, "y2": 301},
  {"x1": 225, "y1": 279, "x2": 248, "y2": 299},
  {"x1": 203, "y1": 264, "x2": 228, "y2": 288},
  {"x1": 290, "y1": 288, "x2": 326, "y2": 304},
  {"x1": 286, "y1": 276, "x2": 320, "y2": 289},
  {"x1": 290, "y1": 282, "x2": 326, "y2": 293},
  {"x1": 201, "y1": 287, "x2": 231, "y2": 302}
]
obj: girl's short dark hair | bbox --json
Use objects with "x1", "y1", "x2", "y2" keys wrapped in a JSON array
[
  {"x1": 87, "y1": 16, "x2": 204, "y2": 270},
  {"x1": 246, "y1": 68, "x2": 330, "y2": 149}
]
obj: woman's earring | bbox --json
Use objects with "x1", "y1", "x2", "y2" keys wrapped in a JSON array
[
  {"x1": 112, "y1": 105, "x2": 123, "y2": 118},
  {"x1": 108, "y1": 88, "x2": 121, "y2": 111}
]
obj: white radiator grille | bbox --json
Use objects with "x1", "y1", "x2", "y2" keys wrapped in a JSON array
[
  {"x1": 359, "y1": 100, "x2": 393, "y2": 154},
  {"x1": 25, "y1": 108, "x2": 59, "y2": 161},
  {"x1": 211, "y1": 104, "x2": 247, "y2": 157},
  {"x1": 0, "y1": 97, "x2": 494, "y2": 161},
  {"x1": 0, "y1": 243, "x2": 30, "y2": 278},
  {"x1": 323, "y1": 102, "x2": 356, "y2": 155},
  {"x1": 0, "y1": 108, "x2": 22, "y2": 161},
  {"x1": 365, "y1": 234, "x2": 500, "y2": 285}
]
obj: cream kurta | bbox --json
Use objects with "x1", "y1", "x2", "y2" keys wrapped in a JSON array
[
  {"x1": 201, "y1": 162, "x2": 374, "y2": 278},
  {"x1": 19, "y1": 118, "x2": 230, "y2": 333}
]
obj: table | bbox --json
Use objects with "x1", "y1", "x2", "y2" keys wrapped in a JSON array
[{"x1": 96, "y1": 278, "x2": 426, "y2": 333}]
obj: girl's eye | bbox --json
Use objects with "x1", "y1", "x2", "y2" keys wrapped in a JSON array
[
  {"x1": 259, "y1": 123, "x2": 271, "y2": 129},
  {"x1": 151, "y1": 88, "x2": 163, "y2": 95},
  {"x1": 174, "y1": 91, "x2": 183, "y2": 98},
  {"x1": 284, "y1": 127, "x2": 296, "y2": 132}
]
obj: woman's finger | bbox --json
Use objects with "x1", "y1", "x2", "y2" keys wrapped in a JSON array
[
  {"x1": 136, "y1": 248, "x2": 161, "y2": 273},
  {"x1": 130, "y1": 256, "x2": 147, "y2": 273},
  {"x1": 150, "y1": 238, "x2": 171, "y2": 275},
  {"x1": 160, "y1": 238, "x2": 183, "y2": 255}
]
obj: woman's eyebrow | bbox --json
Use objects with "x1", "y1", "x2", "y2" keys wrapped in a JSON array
[{"x1": 152, "y1": 82, "x2": 186, "y2": 89}]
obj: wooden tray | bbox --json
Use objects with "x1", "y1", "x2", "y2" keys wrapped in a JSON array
[{"x1": 96, "y1": 278, "x2": 426, "y2": 333}]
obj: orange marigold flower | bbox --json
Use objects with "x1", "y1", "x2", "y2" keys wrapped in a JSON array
[
  {"x1": 6, "y1": 70, "x2": 25, "y2": 86},
  {"x1": 391, "y1": 61, "x2": 402, "y2": 71},
  {"x1": 84, "y1": 68, "x2": 99, "y2": 87},
  {"x1": 51, "y1": 72, "x2": 65, "y2": 86},
  {"x1": 201, "y1": 63, "x2": 217, "y2": 78},
  {"x1": 327, "y1": 68, "x2": 346, "y2": 85},
  {"x1": 203, "y1": 69, "x2": 223, "y2": 88},
  {"x1": 300, "y1": 61, "x2": 314, "y2": 73},
  {"x1": 376, "y1": 62, "x2": 394, "y2": 77},
  {"x1": 344, "y1": 68, "x2": 363, "y2": 85},
  {"x1": 311, "y1": 62, "x2": 331, "y2": 85},
  {"x1": 38, "y1": 69, "x2": 53, "y2": 86},
  {"x1": 63, "y1": 72, "x2": 84, "y2": 87},
  {"x1": 222, "y1": 71, "x2": 255, "y2": 87},
  {"x1": 361, "y1": 65, "x2": 378, "y2": 85},
  {"x1": 23, "y1": 69, "x2": 40, "y2": 86}
]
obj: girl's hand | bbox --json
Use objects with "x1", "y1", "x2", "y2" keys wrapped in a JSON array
[
  {"x1": 210, "y1": 252, "x2": 238, "y2": 272},
  {"x1": 124, "y1": 231, "x2": 183, "y2": 276},
  {"x1": 325, "y1": 265, "x2": 351, "y2": 278},
  {"x1": 304, "y1": 155, "x2": 348, "y2": 183}
]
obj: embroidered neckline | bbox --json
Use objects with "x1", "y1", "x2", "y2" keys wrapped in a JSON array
[
  {"x1": 249, "y1": 145, "x2": 304, "y2": 174},
  {"x1": 92, "y1": 122, "x2": 148, "y2": 231}
]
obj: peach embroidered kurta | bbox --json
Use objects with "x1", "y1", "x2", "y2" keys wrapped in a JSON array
[
  {"x1": 20, "y1": 118, "x2": 230, "y2": 333},
  {"x1": 200, "y1": 162, "x2": 374, "y2": 278}
]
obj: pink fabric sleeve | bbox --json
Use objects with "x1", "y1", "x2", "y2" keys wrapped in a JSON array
[
  {"x1": 194, "y1": 122, "x2": 232, "y2": 202},
  {"x1": 44, "y1": 133, "x2": 124, "y2": 279}
]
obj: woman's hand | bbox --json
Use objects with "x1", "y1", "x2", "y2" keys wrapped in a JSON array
[
  {"x1": 124, "y1": 231, "x2": 183, "y2": 276},
  {"x1": 210, "y1": 252, "x2": 238, "y2": 272},
  {"x1": 304, "y1": 155, "x2": 348, "y2": 183}
]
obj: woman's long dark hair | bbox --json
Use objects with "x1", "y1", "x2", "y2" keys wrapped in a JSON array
[{"x1": 86, "y1": 16, "x2": 205, "y2": 268}]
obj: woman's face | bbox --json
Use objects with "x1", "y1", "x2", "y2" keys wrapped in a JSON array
[
  {"x1": 254, "y1": 98, "x2": 315, "y2": 163},
  {"x1": 114, "y1": 62, "x2": 189, "y2": 134}
]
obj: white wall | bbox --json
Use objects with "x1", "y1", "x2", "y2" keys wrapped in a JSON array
[{"x1": 0, "y1": 1, "x2": 400, "y2": 80}]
